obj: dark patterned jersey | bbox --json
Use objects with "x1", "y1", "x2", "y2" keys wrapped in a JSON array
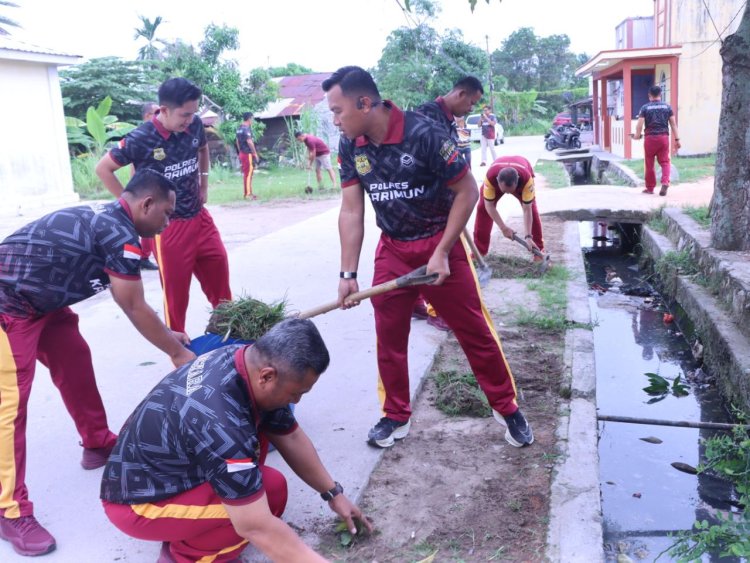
[
  {"x1": 416, "y1": 97, "x2": 458, "y2": 141},
  {"x1": 108, "y1": 115, "x2": 206, "y2": 219},
  {"x1": 101, "y1": 345, "x2": 298, "y2": 506},
  {"x1": 0, "y1": 199, "x2": 142, "y2": 318},
  {"x1": 235, "y1": 124, "x2": 255, "y2": 154},
  {"x1": 339, "y1": 102, "x2": 469, "y2": 241},
  {"x1": 638, "y1": 101, "x2": 674, "y2": 136},
  {"x1": 482, "y1": 156, "x2": 536, "y2": 203}
]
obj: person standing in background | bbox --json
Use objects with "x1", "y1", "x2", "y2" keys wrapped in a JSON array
[{"x1": 236, "y1": 112, "x2": 260, "y2": 200}]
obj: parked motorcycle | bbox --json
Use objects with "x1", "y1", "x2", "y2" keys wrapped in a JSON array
[{"x1": 544, "y1": 123, "x2": 582, "y2": 151}]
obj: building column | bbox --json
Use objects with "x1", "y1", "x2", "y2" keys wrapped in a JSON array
[
  {"x1": 593, "y1": 79, "x2": 600, "y2": 146},
  {"x1": 670, "y1": 56, "x2": 679, "y2": 153},
  {"x1": 623, "y1": 61, "x2": 633, "y2": 158},
  {"x1": 601, "y1": 79, "x2": 609, "y2": 151}
]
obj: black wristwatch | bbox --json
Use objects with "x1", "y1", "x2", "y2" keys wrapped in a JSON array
[{"x1": 320, "y1": 481, "x2": 343, "y2": 501}]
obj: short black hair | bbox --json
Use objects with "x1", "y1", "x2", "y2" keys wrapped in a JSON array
[
  {"x1": 242, "y1": 112, "x2": 253, "y2": 121},
  {"x1": 649, "y1": 85, "x2": 662, "y2": 98},
  {"x1": 322, "y1": 65, "x2": 381, "y2": 102},
  {"x1": 453, "y1": 76, "x2": 484, "y2": 95},
  {"x1": 498, "y1": 167, "x2": 519, "y2": 188},
  {"x1": 141, "y1": 102, "x2": 158, "y2": 119},
  {"x1": 252, "y1": 318, "x2": 330, "y2": 380},
  {"x1": 294, "y1": 131, "x2": 304, "y2": 138},
  {"x1": 158, "y1": 78, "x2": 202, "y2": 108},
  {"x1": 124, "y1": 169, "x2": 177, "y2": 200}
]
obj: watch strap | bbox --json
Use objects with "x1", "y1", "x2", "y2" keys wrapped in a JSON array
[{"x1": 320, "y1": 481, "x2": 343, "y2": 501}]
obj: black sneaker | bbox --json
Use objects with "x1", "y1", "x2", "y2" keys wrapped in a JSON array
[
  {"x1": 367, "y1": 417, "x2": 411, "y2": 448},
  {"x1": 140, "y1": 258, "x2": 159, "y2": 271},
  {"x1": 493, "y1": 409, "x2": 534, "y2": 447}
]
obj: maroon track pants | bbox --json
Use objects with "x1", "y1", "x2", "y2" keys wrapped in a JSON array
[
  {"x1": 103, "y1": 466, "x2": 287, "y2": 562},
  {"x1": 239, "y1": 152, "x2": 255, "y2": 198},
  {"x1": 371, "y1": 232, "x2": 519, "y2": 421},
  {"x1": 153, "y1": 207, "x2": 232, "y2": 333},
  {"x1": 644, "y1": 134, "x2": 671, "y2": 190},
  {"x1": 473, "y1": 195, "x2": 544, "y2": 256},
  {"x1": 0, "y1": 308, "x2": 116, "y2": 518}
]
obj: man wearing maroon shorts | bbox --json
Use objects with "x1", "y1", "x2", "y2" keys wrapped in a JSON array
[
  {"x1": 633, "y1": 85, "x2": 681, "y2": 196},
  {"x1": 474, "y1": 155, "x2": 545, "y2": 257},
  {"x1": 101, "y1": 319, "x2": 371, "y2": 562},
  {"x1": 96, "y1": 77, "x2": 232, "y2": 333},
  {"x1": 0, "y1": 171, "x2": 195, "y2": 556},
  {"x1": 323, "y1": 66, "x2": 533, "y2": 450}
]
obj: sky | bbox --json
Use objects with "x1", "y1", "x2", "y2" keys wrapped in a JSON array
[{"x1": 11, "y1": 0, "x2": 655, "y2": 72}]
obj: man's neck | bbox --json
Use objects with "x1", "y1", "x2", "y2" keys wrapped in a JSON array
[{"x1": 365, "y1": 106, "x2": 390, "y2": 146}]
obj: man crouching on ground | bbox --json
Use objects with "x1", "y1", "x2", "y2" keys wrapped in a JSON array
[{"x1": 101, "y1": 318, "x2": 371, "y2": 562}]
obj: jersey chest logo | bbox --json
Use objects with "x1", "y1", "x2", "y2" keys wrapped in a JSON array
[
  {"x1": 153, "y1": 148, "x2": 166, "y2": 161},
  {"x1": 355, "y1": 154, "x2": 372, "y2": 175}
]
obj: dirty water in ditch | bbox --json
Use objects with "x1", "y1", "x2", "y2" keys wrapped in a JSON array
[{"x1": 580, "y1": 221, "x2": 738, "y2": 562}]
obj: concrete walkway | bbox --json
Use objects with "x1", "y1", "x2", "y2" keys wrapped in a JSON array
[{"x1": 0, "y1": 142, "x2": 715, "y2": 562}]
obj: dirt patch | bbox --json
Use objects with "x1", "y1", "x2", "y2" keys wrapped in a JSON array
[{"x1": 315, "y1": 217, "x2": 569, "y2": 562}]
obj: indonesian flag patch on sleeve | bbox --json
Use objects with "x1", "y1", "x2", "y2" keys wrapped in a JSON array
[
  {"x1": 122, "y1": 243, "x2": 142, "y2": 261},
  {"x1": 226, "y1": 458, "x2": 256, "y2": 473}
]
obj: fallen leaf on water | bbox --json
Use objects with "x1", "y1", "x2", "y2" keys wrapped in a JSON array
[
  {"x1": 640, "y1": 436, "x2": 663, "y2": 444},
  {"x1": 671, "y1": 462, "x2": 698, "y2": 475},
  {"x1": 138, "y1": 361, "x2": 156, "y2": 366},
  {"x1": 632, "y1": 492, "x2": 642, "y2": 498}
]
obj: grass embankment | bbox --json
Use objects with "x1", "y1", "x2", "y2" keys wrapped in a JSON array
[
  {"x1": 625, "y1": 154, "x2": 716, "y2": 184},
  {"x1": 535, "y1": 159, "x2": 569, "y2": 189}
]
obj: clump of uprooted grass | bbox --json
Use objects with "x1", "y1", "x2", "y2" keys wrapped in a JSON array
[{"x1": 206, "y1": 296, "x2": 288, "y2": 341}]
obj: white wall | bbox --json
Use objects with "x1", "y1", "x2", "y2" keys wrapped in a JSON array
[{"x1": 0, "y1": 58, "x2": 78, "y2": 215}]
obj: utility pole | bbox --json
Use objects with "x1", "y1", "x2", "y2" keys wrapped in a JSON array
[{"x1": 485, "y1": 34, "x2": 494, "y2": 110}]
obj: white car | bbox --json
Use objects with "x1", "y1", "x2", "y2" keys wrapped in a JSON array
[{"x1": 466, "y1": 113, "x2": 505, "y2": 145}]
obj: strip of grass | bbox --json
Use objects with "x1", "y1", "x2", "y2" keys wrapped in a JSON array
[
  {"x1": 535, "y1": 159, "x2": 570, "y2": 189},
  {"x1": 71, "y1": 153, "x2": 339, "y2": 204},
  {"x1": 682, "y1": 205, "x2": 711, "y2": 228},
  {"x1": 625, "y1": 154, "x2": 715, "y2": 184},
  {"x1": 515, "y1": 265, "x2": 573, "y2": 331}
]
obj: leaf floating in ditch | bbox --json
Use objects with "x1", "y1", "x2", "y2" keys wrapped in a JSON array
[
  {"x1": 138, "y1": 361, "x2": 156, "y2": 366},
  {"x1": 643, "y1": 373, "x2": 669, "y2": 395},
  {"x1": 671, "y1": 461, "x2": 698, "y2": 475},
  {"x1": 671, "y1": 375, "x2": 689, "y2": 397},
  {"x1": 639, "y1": 436, "x2": 663, "y2": 444}
]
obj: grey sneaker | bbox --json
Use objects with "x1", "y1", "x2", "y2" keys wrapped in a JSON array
[
  {"x1": 367, "y1": 417, "x2": 411, "y2": 448},
  {"x1": 493, "y1": 409, "x2": 534, "y2": 447}
]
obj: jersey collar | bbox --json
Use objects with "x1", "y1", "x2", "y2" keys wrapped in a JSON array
[
  {"x1": 118, "y1": 197, "x2": 134, "y2": 221},
  {"x1": 235, "y1": 346, "x2": 261, "y2": 425},
  {"x1": 152, "y1": 115, "x2": 172, "y2": 140},
  {"x1": 435, "y1": 96, "x2": 454, "y2": 122},
  {"x1": 355, "y1": 100, "x2": 404, "y2": 147}
]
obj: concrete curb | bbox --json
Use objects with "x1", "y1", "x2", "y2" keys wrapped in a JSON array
[{"x1": 546, "y1": 222, "x2": 604, "y2": 562}]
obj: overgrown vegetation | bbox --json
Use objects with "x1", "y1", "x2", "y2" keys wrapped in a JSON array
[
  {"x1": 535, "y1": 159, "x2": 570, "y2": 189},
  {"x1": 667, "y1": 412, "x2": 750, "y2": 561},
  {"x1": 206, "y1": 296, "x2": 287, "y2": 341},
  {"x1": 647, "y1": 207, "x2": 669, "y2": 235},
  {"x1": 515, "y1": 265, "x2": 573, "y2": 332},
  {"x1": 434, "y1": 369, "x2": 491, "y2": 417},
  {"x1": 683, "y1": 205, "x2": 711, "y2": 229}
]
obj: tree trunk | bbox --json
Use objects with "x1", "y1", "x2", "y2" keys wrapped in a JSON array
[{"x1": 711, "y1": 4, "x2": 750, "y2": 250}]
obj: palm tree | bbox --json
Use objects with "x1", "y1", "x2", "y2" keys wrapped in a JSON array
[
  {"x1": 134, "y1": 15, "x2": 164, "y2": 61},
  {"x1": 0, "y1": 0, "x2": 21, "y2": 36}
]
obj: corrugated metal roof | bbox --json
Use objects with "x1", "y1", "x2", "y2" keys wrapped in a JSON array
[
  {"x1": 0, "y1": 36, "x2": 81, "y2": 63},
  {"x1": 256, "y1": 72, "x2": 331, "y2": 119}
]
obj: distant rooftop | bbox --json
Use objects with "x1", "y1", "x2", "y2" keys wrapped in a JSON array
[
  {"x1": 256, "y1": 72, "x2": 331, "y2": 119},
  {"x1": 0, "y1": 36, "x2": 81, "y2": 64}
]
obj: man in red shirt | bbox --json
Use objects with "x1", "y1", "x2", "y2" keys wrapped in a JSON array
[
  {"x1": 294, "y1": 131, "x2": 337, "y2": 189},
  {"x1": 236, "y1": 112, "x2": 260, "y2": 199},
  {"x1": 473, "y1": 156, "x2": 544, "y2": 257}
]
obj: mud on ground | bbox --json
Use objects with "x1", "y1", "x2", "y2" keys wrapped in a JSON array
[{"x1": 315, "y1": 217, "x2": 569, "y2": 562}]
